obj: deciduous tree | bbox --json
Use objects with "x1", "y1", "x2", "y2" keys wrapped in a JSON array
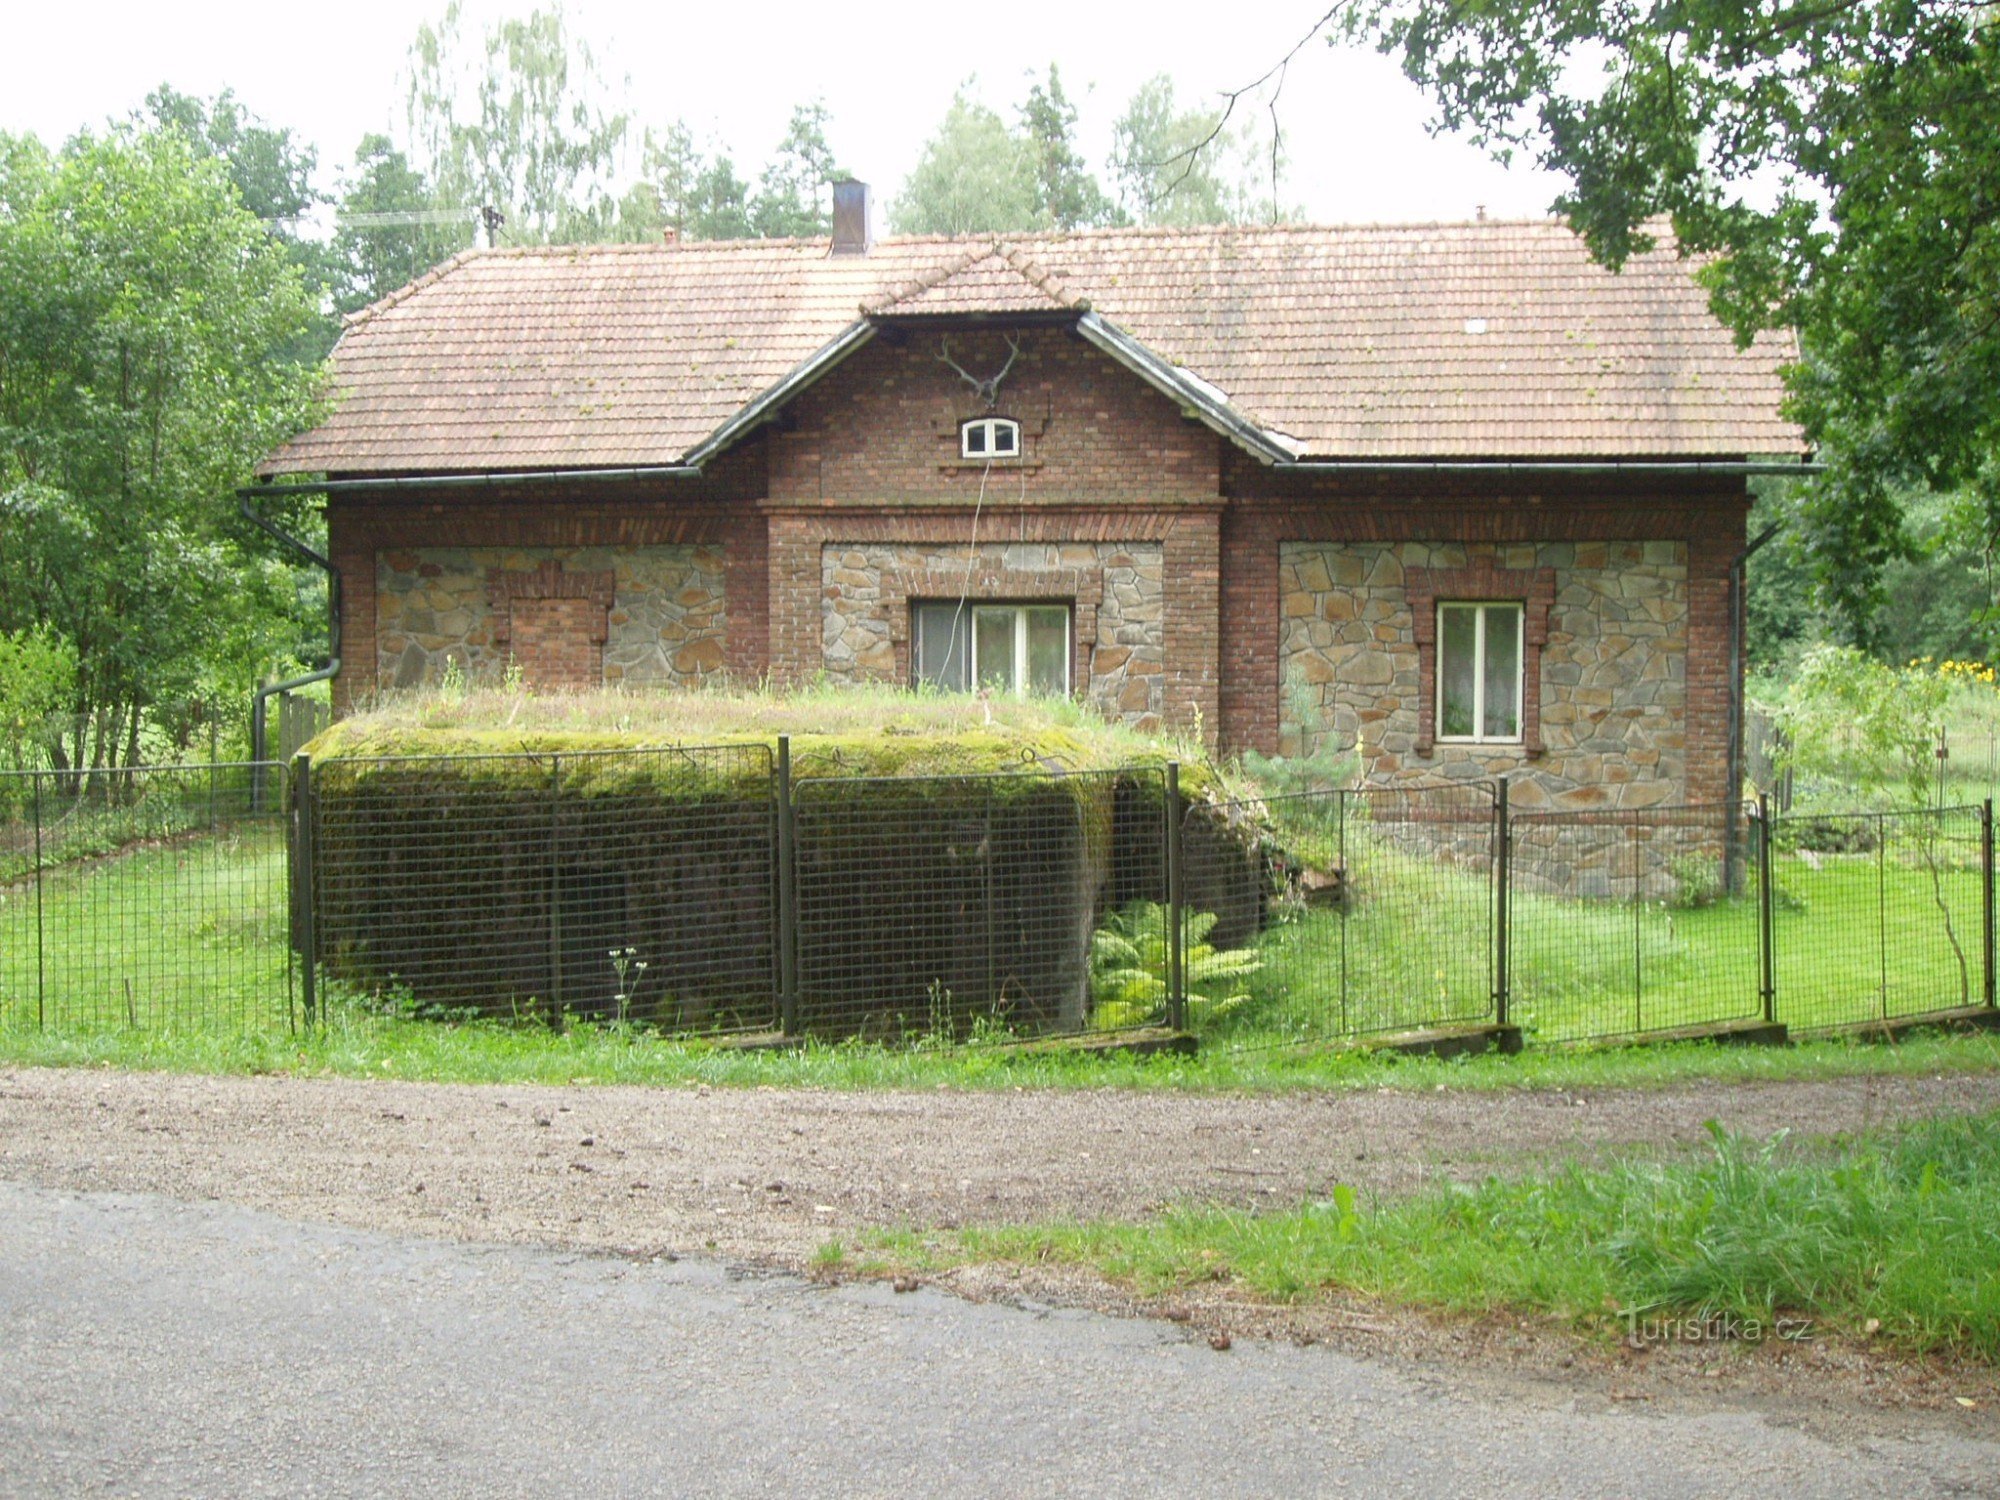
[
  {"x1": 890, "y1": 87, "x2": 1040, "y2": 235},
  {"x1": 1343, "y1": 0, "x2": 2000, "y2": 643},
  {"x1": 0, "y1": 127, "x2": 321, "y2": 770}
]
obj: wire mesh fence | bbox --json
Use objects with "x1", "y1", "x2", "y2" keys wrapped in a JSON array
[
  {"x1": 1183, "y1": 783, "x2": 1498, "y2": 1046},
  {"x1": 1506, "y1": 803, "x2": 1762, "y2": 1042},
  {"x1": 1770, "y1": 805, "x2": 1993, "y2": 1031},
  {"x1": 307, "y1": 745, "x2": 778, "y2": 1031},
  {"x1": 0, "y1": 764, "x2": 294, "y2": 1032},
  {"x1": 4, "y1": 744, "x2": 1994, "y2": 1053},
  {"x1": 791, "y1": 768, "x2": 1170, "y2": 1041}
]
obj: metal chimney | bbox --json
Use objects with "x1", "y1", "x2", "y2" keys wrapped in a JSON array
[{"x1": 831, "y1": 179, "x2": 872, "y2": 255}]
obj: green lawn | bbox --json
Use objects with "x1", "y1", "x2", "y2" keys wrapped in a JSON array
[
  {"x1": 0, "y1": 823, "x2": 293, "y2": 1033},
  {"x1": 855, "y1": 1110, "x2": 2000, "y2": 1362},
  {"x1": 1219, "y1": 819, "x2": 1989, "y2": 1047}
]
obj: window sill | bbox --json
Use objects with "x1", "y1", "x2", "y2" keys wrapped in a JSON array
[
  {"x1": 939, "y1": 458, "x2": 1041, "y2": 473},
  {"x1": 1421, "y1": 739, "x2": 1544, "y2": 759}
]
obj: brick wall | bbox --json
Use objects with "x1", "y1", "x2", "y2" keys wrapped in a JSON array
[
  {"x1": 321, "y1": 335, "x2": 1747, "y2": 800},
  {"x1": 769, "y1": 326, "x2": 1221, "y2": 506},
  {"x1": 508, "y1": 596, "x2": 605, "y2": 690}
]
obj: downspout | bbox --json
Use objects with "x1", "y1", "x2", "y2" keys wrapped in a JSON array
[
  {"x1": 239, "y1": 489, "x2": 341, "y2": 805},
  {"x1": 1724, "y1": 519, "x2": 1783, "y2": 892}
]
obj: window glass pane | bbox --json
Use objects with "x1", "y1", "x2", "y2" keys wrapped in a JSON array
[
  {"x1": 993, "y1": 421, "x2": 1018, "y2": 455},
  {"x1": 1439, "y1": 605, "x2": 1477, "y2": 738},
  {"x1": 964, "y1": 424, "x2": 986, "y2": 455},
  {"x1": 1025, "y1": 607, "x2": 1069, "y2": 695},
  {"x1": 1483, "y1": 605, "x2": 1522, "y2": 739},
  {"x1": 914, "y1": 603, "x2": 970, "y2": 690},
  {"x1": 974, "y1": 607, "x2": 1017, "y2": 692}
]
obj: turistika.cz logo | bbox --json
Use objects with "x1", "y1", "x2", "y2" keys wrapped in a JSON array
[{"x1": 1621, "y1": 1310, "x2": 1815, "y2": 1346}]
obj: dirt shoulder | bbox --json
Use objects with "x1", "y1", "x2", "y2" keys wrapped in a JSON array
[{"x1": 4, "y1": 1064, "x2": 1997, "y2": 1436}]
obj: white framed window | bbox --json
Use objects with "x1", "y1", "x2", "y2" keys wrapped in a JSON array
[
  {"x1": 913, "y1": 601, "x2": 1070, "y2": 697},
  {"x1": 1436, "y1": 601, "x2": 1524, "y2": 743},
  {"x1": 960, "y1": 416, "x2": 1021, "y2": 460}
]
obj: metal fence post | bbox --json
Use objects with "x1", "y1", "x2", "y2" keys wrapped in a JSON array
[
  {"x1": 1984, "y1": 797, "x2": 1995, "y2": 1010},
  {"x1": 1493, "y1": 777, "x2": 1510, "y2": 1027},
  {"x1": 776, "y1": 736, "x2": 799, "y2": 1036},
  {"x1": 548, "y1": 754, "x2": 563, "y2": 1023},
  {"x1": 1758, "y1": 793, "x2": 1777, "y2": 1025},
  {"x1": 32, "y1": 770, "x2": 45, "y2": 1030},
  {"x1": 295, "y1": 756, "x2": 317, "y2": 1029},
  {"x1": 1165, "y1": 761, "x2": 1185, "y2": 1032}
]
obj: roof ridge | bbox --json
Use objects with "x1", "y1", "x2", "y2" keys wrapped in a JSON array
[
  {"x1": 860, "y1": 244, "x2": 999, "y2": 315},
  {"x1": 991, "y1": 242, "x2": 1081, "y2": 309}
]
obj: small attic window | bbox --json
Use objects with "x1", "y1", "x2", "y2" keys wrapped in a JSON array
[{"x1": 960, "y1": 416, "x2": 1021, "y2": 460}]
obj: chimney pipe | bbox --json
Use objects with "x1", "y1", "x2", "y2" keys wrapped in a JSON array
[{"x1": 831, "y1": 179, "x2": 872, "y2": 256}]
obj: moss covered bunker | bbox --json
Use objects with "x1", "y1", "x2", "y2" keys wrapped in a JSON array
[{"x1": 302, "y1": 718, "x2": 1266, "y2": 1038}]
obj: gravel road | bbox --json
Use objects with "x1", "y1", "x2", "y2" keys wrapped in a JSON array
[
  {"x1": 5, "y1": 1066, "x2": 1996, "y2": 1267},
  {"x1": 4, "y1": 1063, "x2": 1998, "y2": 1496},
  {"x1": 5, "y1": 1179, "x2": 1997, "y2": 1499}
]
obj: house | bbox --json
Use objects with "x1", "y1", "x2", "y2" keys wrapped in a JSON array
[{"x1": 258, "y1": 182, "x2": 1805, "y2": 811}]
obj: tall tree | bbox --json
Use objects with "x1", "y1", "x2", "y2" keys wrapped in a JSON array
[
  {"x1": 404, "y1": 1, "x2": 629, "y2": 244},
  {"x1": 890, "y1": 87, "x2": 1041, "y2": 235},
  {"x1": 1109, "y1": 76, "x2": 1240, "y2": 227},
  {"x1": 1342, "y1": 0, "x2": 2000, "y2": 644},
  {"x1": 0, "y1": 126, "x2": 321, "y2": 770},
  {"x1": 332, "y1": 133, "x2": 475, "y2": 314},
  {"x1": 750, "y1": 101, "x2": 843, "y2": 239},
  {"x1": 1019, "y1": 66, "x2": 1117, "y2": 230},
  {"x1": 140, "y1": 85, "x2": 339, "y2": 358}
]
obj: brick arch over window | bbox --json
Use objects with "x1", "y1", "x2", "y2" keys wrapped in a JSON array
[
  {"x1": 487, "y1": 559, "x2": 617, "y2": 690},
  {"x1": 1406, "y1": 565, "x2": 1556, "y2": 756}
]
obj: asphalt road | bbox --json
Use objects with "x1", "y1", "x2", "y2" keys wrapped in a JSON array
[{"x1": 3, "y1": 1180, "x2": 1995, "y2": 1499}]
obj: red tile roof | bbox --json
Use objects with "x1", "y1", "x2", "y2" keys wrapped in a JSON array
[{"x1": 263, "y1": 221, "x2": 1803, "y2": 475}]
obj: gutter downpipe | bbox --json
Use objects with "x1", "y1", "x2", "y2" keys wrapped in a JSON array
[
  {"x1": 1725, "y1": 519, "x2": 1784, "y2": 894},
  {"x1": 239, "y1": 489, "x2": 342, "y2": 811}
]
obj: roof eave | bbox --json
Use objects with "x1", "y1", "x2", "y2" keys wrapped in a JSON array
[
  {"x1": 1074, "y1": 312, "x2": 1299, "y2": 466},
  {"x1": 680, "y1": 320, "x2": 880, "y2": 468}
]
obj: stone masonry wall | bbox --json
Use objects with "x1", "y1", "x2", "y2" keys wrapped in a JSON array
[
  {"x1": 374, "y1": 545, "x2": 728, "y2": 692},
  {"x1": 1279, "y1": 540, "x2": 1688, "y2": 811},
  {"x1": 818, "y1": 541, "x2": 1168, "y2": 729}
]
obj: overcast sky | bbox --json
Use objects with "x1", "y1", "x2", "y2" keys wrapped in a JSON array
[{"x1": 3, "y1": 0, "x2": 1568, "y2": 226}]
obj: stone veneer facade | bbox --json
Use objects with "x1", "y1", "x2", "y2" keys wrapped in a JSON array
[
  {"x1": 1278, "y1": 540, "x2": 1689, "y2": 810},
  {"x1": 818, "y1": 541, "x2": 1167, "y2": 729},
  {"x1": 374, "y1": 545, "x2": 728, "y2": 691}
]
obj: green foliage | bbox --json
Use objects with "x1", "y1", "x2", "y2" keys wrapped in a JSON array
[
  {"x1": 1090, "y1": 901, "x2": 1260, "y2": 1031},
  {"x1": 749, "y1": 102, "x2": 844, "y2": 240},
  {"x1": 913, "y1": 1112, "x2": 2000, "y2": 1362},
  {"x1": 1345, "y1": 0, "x2": 2000, "y2": 645},
  {"x1": 332, "y1": 132, "x2": 475, "y2": 314},
  {"x1": 404, "y1": 1, "x2": 630, "y2": 244},
  {"x1": 0, "y1": 123, "x2": 323, "y2": 772},
  {"x1": 1775, "y1": 647, "x2": 1950, "y2": 809},
  {"x1": 140, "y1": 85, "x2": 339, "y2": 360},
  {"x1": 1109, "y1": 76, "x2": 1269, "y2": 227},
  {"x1": 890, "y1": 86, "x2": 1042, "y2": 235},
  {"x1": 1019, "y1": 65, "x2": 1119, "y2": 231},
  {"x1": 0, "y1": 626, "x2": 75, "y2": 769}
]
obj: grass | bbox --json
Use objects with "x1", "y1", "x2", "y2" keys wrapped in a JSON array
[
  {"x1": 858, "y1": 1111, "x2": 2000, "y2": 1362},
  {"x1": 311, "y1": 679, "x2": 1230, "y2": 790},
  {"x1": 5, "y1": 807, "x2": 2000, "y2": 1089},
  {"x1": 0, "y1": 821, "x2": 293, "y2": 1033},
  {"x1": 3, "y1": 988, "x2": 1998, "y2": 1094},
  {"x1": 1214, "y1": 812, "x2": 1989, "y2": 1046}
]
